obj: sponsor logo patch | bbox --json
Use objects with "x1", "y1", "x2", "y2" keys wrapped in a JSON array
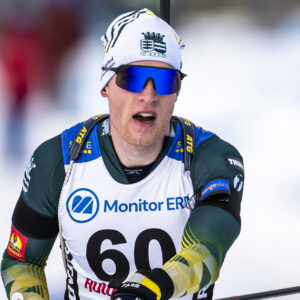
[
  {"x1": 201, "y1": 179, "x2": 230, "y2": 200},
  {"x1": 67, "y1": 188, "x2": 99, "y2": 223},
  {"x1": 7, "y1": 226, "x2": 28, "y2": 261},
  {"x1": 226, "y1": 156, "x2": 244, "y2": 173}
]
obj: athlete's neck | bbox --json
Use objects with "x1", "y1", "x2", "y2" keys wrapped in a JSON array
[
  {"x1": 110, "y1": 130, "x2": 166, "y2": 168},
  {"x1": 110, "y1": 126, "x2": 170, "y2": 167}
]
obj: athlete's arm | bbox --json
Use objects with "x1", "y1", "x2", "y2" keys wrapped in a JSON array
[
  {"x1": 1, "y1": 229, "x2": 54, "y2": 300},
  {"x1": 1, "y1": 135, "x2": 65, "y2": 299},
  {"x1": 162, "y1": 203, "x2": 240, "y2": 297},
  {"x1": 162, "y1": 135, "x2": 244, "y2": 297}
]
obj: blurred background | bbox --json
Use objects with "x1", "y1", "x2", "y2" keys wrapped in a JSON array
[{"x1": 0, "y1": 0, "x2": 300, "y2": 299}]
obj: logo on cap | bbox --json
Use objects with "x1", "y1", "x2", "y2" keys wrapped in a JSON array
[{"x1": 140, "y1": 32, "x2": 167, "y2": 57}]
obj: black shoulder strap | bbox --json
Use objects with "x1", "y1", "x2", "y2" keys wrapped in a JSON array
[
  {"x1": 173, "y1": 116, "x2": 195, "y2": 172},
  {"x1": 69, "y1": 114, "x2": 109, "y2": 161}
]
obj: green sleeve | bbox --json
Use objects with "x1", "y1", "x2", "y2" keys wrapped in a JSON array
[
  {"x1": 1, "y1": 134, "x2": 65, "y2": 299},
  {"x1": 162, "y1": 205, "x2": 240, "y2": 297},
  {"x1": 1, "y1": 252, "x2": 50, "y2": 300},
  {"x1": 21, "y1": 134, "x2": 65, "y2": 216},
  {"x1": 162, "y1": 135, "x2": 244, "y2": 297}
]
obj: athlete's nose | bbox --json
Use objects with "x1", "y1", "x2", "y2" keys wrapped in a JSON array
[{"x1": 139, "y1": 78, "x2": 158, "y2": 103}]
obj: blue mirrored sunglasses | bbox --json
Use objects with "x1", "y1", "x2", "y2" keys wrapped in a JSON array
[{"x1": 102, "y1": 65, "x2": 187, "y2": 95}]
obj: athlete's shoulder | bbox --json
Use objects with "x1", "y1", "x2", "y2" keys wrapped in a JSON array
[
  {"x1": 189, "y1": 115, "x2": 243, "y2": 174},
  {"x1": 22, "y1": 134, "x2": 65, "y2": 216},
  {"x1": 172, "y1": 116, "x2": 216, "y2": 148},
  {"x1": 30, "y1": 134, "x2": 64, "y2": 177},
  {"x1": 191, "y1": 128, "x2": 244, "y2": 192},
  {"x1": 61, "y1": 114, "x2": 109, "y2": 141},
  {"x1": 25, "y1": 134, "x2": 63, "y2": 191},
  {"x1": 194, "y1": 133, "x2": 243, "y2": 165},
  {"x1": 61, "y1": 115, "x2": 109, "y2": 164},
  {"x1": 33, "y1": 134, "x2": 63, "y2": 163},
  {"x1": 167, "y1": 117, "x2": 216, "y2": 164}
]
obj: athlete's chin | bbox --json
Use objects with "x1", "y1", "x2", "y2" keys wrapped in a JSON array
[
  {"x1": 126, "y1": 131, "x2": 164, "y2": 148},
  {"x1": 127, "y1": 136, "x2": 159, "y2": 147}
]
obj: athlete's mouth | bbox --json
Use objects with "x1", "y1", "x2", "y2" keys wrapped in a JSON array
[{"x1": 133, "y1": 113, "x2": 156, "y2": 123}]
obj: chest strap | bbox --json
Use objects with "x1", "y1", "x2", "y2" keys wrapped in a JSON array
[
  {"x1": 69, "y1": 114, "x2": 109, "y2": 161},
  {"x1": 69, "y1": 114, "x2": 195, "y2": 171}
]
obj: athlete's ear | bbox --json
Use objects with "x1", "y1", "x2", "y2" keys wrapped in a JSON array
[{"x1": 101, "y1": 84, "x2": 109, "y2": 97}]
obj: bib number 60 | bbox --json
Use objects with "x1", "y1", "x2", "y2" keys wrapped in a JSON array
[{"x1": 86, "y1": 228, "x2": 176, "y2": 282}]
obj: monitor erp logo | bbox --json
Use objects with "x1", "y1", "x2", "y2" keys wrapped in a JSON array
[{"x1": 67, "y1": 188, "x2": 99, "y2": 223}]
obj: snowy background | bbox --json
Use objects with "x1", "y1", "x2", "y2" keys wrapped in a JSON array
[{"x1": 1, "y1": 3, "x2": 300, "y2": 300}]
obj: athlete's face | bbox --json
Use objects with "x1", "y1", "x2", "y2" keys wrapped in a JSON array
[{"x1": 102, "y1": 61, "x2": 177, "y2": 148}]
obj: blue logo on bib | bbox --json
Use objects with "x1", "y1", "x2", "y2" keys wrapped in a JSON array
[{"x1": 67, "y1": 188, "x2": 99, "y2": 223}]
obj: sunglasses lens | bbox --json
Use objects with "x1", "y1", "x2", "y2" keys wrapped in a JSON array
[
  {"x1": 152, "y1": 68, "x2": 180, "y2": 95},
  {"x1": 115, "y1": 66, "x2": 181, "y2": 95}
]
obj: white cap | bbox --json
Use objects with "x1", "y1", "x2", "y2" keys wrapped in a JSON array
[{"x1": 100, "y1": 8, "x2": 185, "y2": 92}]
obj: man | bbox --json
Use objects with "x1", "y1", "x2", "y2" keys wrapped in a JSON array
[{"x1": 1, "y1": 8, "x2": 244, "y2": 300}]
